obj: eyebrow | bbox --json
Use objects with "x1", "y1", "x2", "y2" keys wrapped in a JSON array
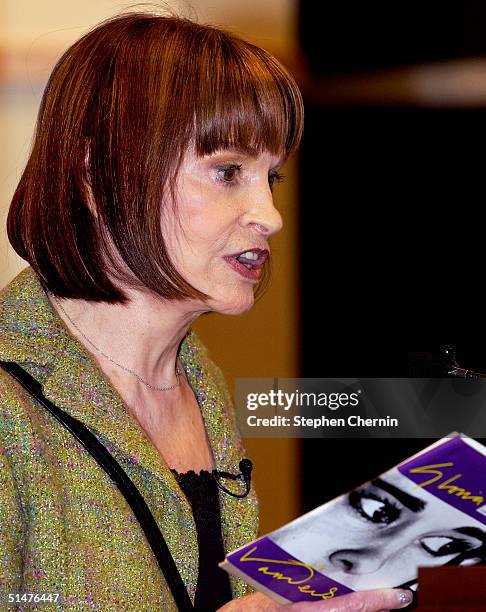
[
  {"x1": 211, "y1": 146, "x2": 285, "y2": 168},
  {"x1": 372, "y1": 478, "x2": 427, "y2": 513},
  {"x1": 456, "y1": 526, "x2": 486, "y2": 543}
]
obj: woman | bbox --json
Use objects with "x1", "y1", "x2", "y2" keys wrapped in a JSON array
[{"x1": 0, "y1": 11, "x2": 413, "y2": 611}]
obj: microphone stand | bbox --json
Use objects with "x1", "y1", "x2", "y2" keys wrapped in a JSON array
[
  {"x1": 439, "y1": 345, "x2": 486, "y2": 379},
  {"x1": 409, "y1": 344, "x2": 486, "y2": 379}
]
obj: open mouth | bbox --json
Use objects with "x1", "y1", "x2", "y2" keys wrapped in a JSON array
[
  {"x1": 237, "y1": 255, "x2": 257, "y2": 270},
  {"x1": 223, "y1": 248, "x2": 269, "y2": 280},
  {"x1": 234, "y1": 250, "x2": 269, "y2": 269}
]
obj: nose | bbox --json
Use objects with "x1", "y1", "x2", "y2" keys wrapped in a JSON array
[
  {"x1": 329, "y1": 549, "x2": 385, "y2": 575},
  {"x1": 241, "y1": 187, "x2": 283, "y2": 237}
]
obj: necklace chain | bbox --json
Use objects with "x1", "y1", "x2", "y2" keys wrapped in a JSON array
[{"x1": 51, "y1": 293, "x2": 183, "y2": 392}]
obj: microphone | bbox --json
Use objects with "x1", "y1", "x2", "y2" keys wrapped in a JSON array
[
  {"x1": 212, "y1": 458, "x2": 253, "y2": 498},
  {"x1": 239, "y1": 458, "x2": 253, "y2": 492}
]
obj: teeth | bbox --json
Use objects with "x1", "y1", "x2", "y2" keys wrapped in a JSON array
[
  {"x1": 239, "y1": 251, "x2": 259, "y2": 260},
  {"x1": 243, "y1": 263, "x2": 253, "y2": 269}
]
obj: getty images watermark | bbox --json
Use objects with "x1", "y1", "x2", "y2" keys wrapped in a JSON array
[{"x1": 235, "y1": 378, "x2": 486, "y2": 438}]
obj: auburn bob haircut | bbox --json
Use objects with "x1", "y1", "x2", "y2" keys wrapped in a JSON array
[{"x1": 7, "y1": 11, "x2": 304, "y2": 304}]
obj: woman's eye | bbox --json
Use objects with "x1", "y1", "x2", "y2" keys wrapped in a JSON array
[
  {"x1": 420, "y1": 536, "x2": 473, "y2": 557},
  {"x1": 216, "y1": 164, "x2": 242, "y2": 185},
  {"x1": 268, "y1": 170, "x2": 285, "y2": 191},
  {"x1": 349, "y1": 491, "x2": 401, "y2": 525}
]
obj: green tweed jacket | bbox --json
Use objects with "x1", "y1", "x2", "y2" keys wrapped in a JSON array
[{"x1": 0, "y1": 267, "x2": 259, "y2": 611}]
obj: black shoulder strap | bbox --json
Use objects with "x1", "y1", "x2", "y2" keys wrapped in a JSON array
[{"x1": 0, "y1": 360, "x2": 194, "y2": 612}]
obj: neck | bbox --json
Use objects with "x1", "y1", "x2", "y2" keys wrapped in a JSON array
[{"x1": 48, "y1": 288, "x2": 205, "y2": 403}]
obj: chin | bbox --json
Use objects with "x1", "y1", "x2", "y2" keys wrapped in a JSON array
[{"x1": 210, "y1": 290, "x2": 255, "y2": 316}]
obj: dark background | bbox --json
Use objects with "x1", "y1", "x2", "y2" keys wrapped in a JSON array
[{"x1": 299, "y1": 3, "x2": 486, "y2": 511}]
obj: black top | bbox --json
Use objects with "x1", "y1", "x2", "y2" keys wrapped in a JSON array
[{"x1": 171, "y1": 468, "x2": 233, "y2": 611}]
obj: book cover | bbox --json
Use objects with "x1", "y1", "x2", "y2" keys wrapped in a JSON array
[{"x1": 219, "y1": 433, "x2": 486, "y2": 604}]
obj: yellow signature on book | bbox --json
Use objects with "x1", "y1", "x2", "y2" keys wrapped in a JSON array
[
  {"x1": 409, "y1": 462, "x2": 484, "y2": 505},
  {"x1": 238, "y1": 546, "x2": 339, "y2": 600}
]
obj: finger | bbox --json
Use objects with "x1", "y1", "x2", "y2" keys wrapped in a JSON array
[
  {"x1": 328, "y1": 588, "x2": 413, "y2": 612},
  {"x1": 290, "y1": 588, "x2": 414, "y2": 611}
]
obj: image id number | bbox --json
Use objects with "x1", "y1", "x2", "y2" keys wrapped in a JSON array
[{"x1": 3, "y1": 592, "x2": 61, "y2": 604}]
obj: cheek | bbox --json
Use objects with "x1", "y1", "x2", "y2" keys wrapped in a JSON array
[
  {"x1": 383, "y1": 542, "x2": 435, "y2": 575},
  {"x1": 305, "y1": 510, "x2": 376, "y2": 549},
  {"x1": 189, "y1": 210, "x2": 227, "y2": 242},
  {"x1": 181, "y1": 212, "x2": 240, "y2": 266},
  {"x1": 184, "y1": 185, "x2": 242, "y2": 235},
  {"x1": 166, "y1": 184, "x2": 244, "y2": 274}
]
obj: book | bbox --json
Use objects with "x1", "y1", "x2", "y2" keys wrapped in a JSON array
[{"x1": 219, "y1": 433, "x2": 486, "y2": 605}]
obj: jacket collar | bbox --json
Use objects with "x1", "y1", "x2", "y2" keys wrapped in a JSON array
[{"x1": 0, "y1": 267, "x2": 258, "y2": 598}]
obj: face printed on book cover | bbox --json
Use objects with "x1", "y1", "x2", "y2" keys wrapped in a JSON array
[{"x1": 270, "y1": 470, "x2": 486, "y2": 591}]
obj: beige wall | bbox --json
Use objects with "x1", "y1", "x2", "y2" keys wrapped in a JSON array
[
  {"x1": 0, "y1": 0, "x2": 301, "y2": 534},
  {"x1": 1, "y1": 0, "x2": 298, "y2": 61}
]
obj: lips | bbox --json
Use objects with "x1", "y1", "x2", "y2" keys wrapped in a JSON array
[
  {"x1": 223, "y1": 248, "x2": 269, "y2": 281},
  {"x1": 227, "y1": 248, "x2": 269, "y2": 268}
]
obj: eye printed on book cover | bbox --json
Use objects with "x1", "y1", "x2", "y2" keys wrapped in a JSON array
[{"x1": 352, "y1": 479, "x2": 486, "y2": 563}]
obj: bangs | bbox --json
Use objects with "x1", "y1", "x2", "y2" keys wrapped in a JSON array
[{"x1": 191, "y1": 35, "x2": 303, "y2": 160}]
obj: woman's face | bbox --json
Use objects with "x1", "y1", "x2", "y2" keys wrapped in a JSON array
[
  {"x1": 163, "y1": 146, "x2": 284, "y2": 315},
  {"x1": 271, "y1": 471, "x2": 486, "y2": 591}
]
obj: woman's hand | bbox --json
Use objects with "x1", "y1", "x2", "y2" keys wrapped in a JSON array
[{"x1": 217, "y1": 589, "x2": 414, "y2": 611}]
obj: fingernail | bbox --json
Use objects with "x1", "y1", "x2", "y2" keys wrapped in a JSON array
[{"x1": 397, "y1": 590, "x2": 413, "y2": 606}]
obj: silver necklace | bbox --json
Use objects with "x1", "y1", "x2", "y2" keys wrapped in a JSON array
[{"x1": 51, "y1": 293, "x2": 183, "y2": 392}]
